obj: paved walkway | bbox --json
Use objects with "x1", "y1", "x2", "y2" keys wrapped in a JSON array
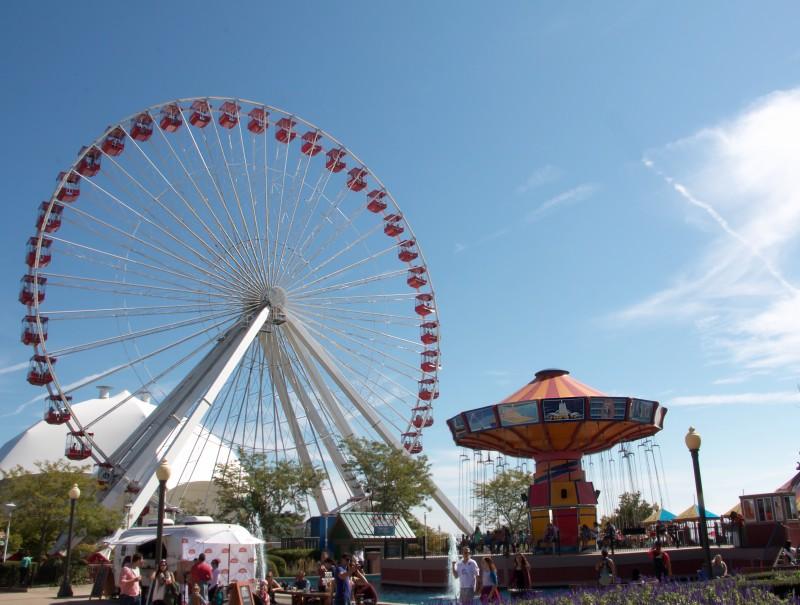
[{"x1": 0, "y1": 584, "x2": 100, "y2": 605}]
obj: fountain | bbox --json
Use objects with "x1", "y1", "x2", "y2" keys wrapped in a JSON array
[
  {"x1": 253, "y1": 513, "x2": 267, "y2": 580},
  {"x1": 446, "y1": 534, "x2": 459, "y2": 600}
]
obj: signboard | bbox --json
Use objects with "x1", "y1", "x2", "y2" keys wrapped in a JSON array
[
  {"x1": 450, "y1": 415, "x2": 467, "y2": 437},
  {"x1": 630, "y1": 399, "x2": 656, "y2": 423},
  {"x1": 373, "y1": 525, "x2": 395, "y2": 536},
  {"x1": 498, "y1": 400, "x2": 539, "y2": 426},
  {"x1": 465, "y1": 406, "x2": 498, "y2": 431},
  {"x1": 589, "y1": 397, "x2": 627, "y2": 420},
  {"x1": 543, "y1": 398, "x2": 584, "y2": 421}
]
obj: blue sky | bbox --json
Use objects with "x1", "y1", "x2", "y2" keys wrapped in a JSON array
[{"x1": 2, "y1": 1, "x2": 800, "y2": 529}]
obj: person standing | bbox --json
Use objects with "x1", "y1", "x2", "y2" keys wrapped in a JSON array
[
  {"x1": 511, "y1": 553, "x2": 531, "y2": 590},
  {"x1": 18, "y1": 550, "x2": 32, "y2": 587},
  {"x1": 594, "y1": 549, "x2": 616, "y2": 587},
  {"x1": 649, "y1": 544, "x2": 672, "y2": 582},
  {"x1": 711, "y1": 554, "x2": 728, "y2": 578},
  {"x1": 208, "y1": 559, "x2": 221, "y2": 603},
  {"x1": 149, "y1": 560, "x2": 176, "y2": 605},
  {"x1": 334, "y1": 554, "x2": 352, "y2": 605},
  {"x1": 452, "y1": 547, "x2": 480, "y2": 605},
  {"x1": 120, "y1": 553, "x2": 143, "y2": 605},
  {"x1": 190, "y1": 554, "x2": 213, "y2": 601}
]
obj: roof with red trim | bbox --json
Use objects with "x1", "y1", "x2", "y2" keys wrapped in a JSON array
[{"x1": 500, "y1": 369, "x2": 606, "y2": 403}]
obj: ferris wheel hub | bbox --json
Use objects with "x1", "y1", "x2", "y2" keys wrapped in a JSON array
[{"x1": 267, "y1": 286, "x2": 287, "y2": 310}]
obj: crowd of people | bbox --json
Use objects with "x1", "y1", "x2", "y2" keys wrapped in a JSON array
[{"x1": 457, "y1": 525, "x2": 530, "y2": 555}]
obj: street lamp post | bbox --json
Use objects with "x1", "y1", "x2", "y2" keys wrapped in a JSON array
[
  {"x1": 57, "y1": 484, "x2": 81, "y2": 598},
  {"x1": 685, "y1": 427, "x2": 713, "y2": 579},
  {"x1": 423, "y1": 512, "x2": 427, "y2": 559},
  {"x1": 3, "y1": 503, "x2": 16, "y2": 562},
  {"x1": 155, "y1": 459, "x2": 172, "y2": 563}
]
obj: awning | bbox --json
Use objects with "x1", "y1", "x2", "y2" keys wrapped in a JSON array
[{"x1": 108, "y1": 532, "x2": 172, "y2": 546}]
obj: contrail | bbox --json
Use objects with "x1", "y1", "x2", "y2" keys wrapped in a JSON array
[
  {"x1": 0, "y1": 361, "x2": 28, "y2": 376},
  {"x1": 643, "y1": 158, "x2": 799, "y2": 296}
]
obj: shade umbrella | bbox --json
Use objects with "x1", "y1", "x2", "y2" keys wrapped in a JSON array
[
  {"x1": 196, "y1": 527, "x2": 265, "y2": 587},
  {"x1": 643, "y1": 509, "x2": 677, "y2": 524}
]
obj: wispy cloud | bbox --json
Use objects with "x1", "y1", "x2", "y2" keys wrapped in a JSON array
[
  {"x1": 515, "y1": 164, "x2": 561, "y2": 194},
  {"x1": 669, "y1": 390, "x2": 800, "y2": 407},
  {"x1": 525, "y1": 184, "x2": 598, "y2": 223},
  {"x1": 620, "y1": 88, "x2": 800, "y2": 372}
]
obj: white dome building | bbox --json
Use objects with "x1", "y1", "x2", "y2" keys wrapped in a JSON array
[{"x1": 0, "y1": 386, "x2": 233, "y2": 516}]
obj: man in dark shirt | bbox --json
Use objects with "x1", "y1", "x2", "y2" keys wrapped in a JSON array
[
  {"x1": 334, "y1": 554, "x2": 351, "y2": 605},
  {"x1": 191, "y1": 554, "x2": 213, "y2": 600}
]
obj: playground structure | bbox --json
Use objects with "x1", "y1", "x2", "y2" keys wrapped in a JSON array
[{"x1": 447, "y1": 368, "x2": 667, "y2": 550}]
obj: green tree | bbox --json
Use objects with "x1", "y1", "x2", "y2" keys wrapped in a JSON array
[
  {"x1": 472, "y1": 469, "x2": 530, "y2": 533},
  {"x1": 213, "y1": 449, "x2": 326, "y2": 539},
  {"x1": 612, "y1": 491, "x2": 657, "y2": 528},
  {"x1": 0, "y1": 461, "x2": 120, "y2": 559},
  {"x1": 340, "y1": 437, "x2": 435, "y2": 517}
]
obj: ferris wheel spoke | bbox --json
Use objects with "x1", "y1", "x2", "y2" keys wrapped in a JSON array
[
  {"x1": 234, "y1": 116, "x2": 268, "y2": 288},
  {"x1": 287, "y1": 241, "x2": 397, "y2": 295},
  {"x1": 50, "y1": 233, "x2": 246, "y2": 298},
  {"x1": 124, "y1": 126, "x2": 263, "y2": 290},
  {"x1": 282, "y1": 220, "x2": 385, "y2": 291},
  {"x1": 47, "y1": 308, "x2": 239, "y2": 357},
  {"x1": 292, "y1": 306, "x2": 422, "y2": 349},
  {"x1": 207, "y1": 115, "x2": 266, "y2": 288},
  {"x1": 289, "y1": 268, "x2": 408, "y2": 300},
  {"x1": 40, "y1": 271, "x2": 228, "y2": 299},
  {"x1": 269, "y1": 135, "x2": 294, "y2": 286},
  {"x1": 276, "y1": 168, "x2": 336, "y2": 285},
  {"x1": 60, "y1": 209, "x2": 249, "y2": 296},
  {"x1": 291, "y1": 301, "x2": 420, "y2": 325},
  {"x1": 45, "y1": 302, "x2": 238, "y2": 320},
  {"x1": 287, "y1": 311, "x2": 422, "y2": 381}
]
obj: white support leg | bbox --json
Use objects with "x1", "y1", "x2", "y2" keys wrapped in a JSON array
[
  {"x1": 260, "y1": 333, "x2": 329, "y2": 514},
  {"x1": 283, "y1": 312, "x2": 472, "y2": 534},
  {"x1": 102, "y1": 307, "x2": 271, "y2": 524},
  {"x1": 273, "y1": 336, "x2": 365, "y2": 503}
]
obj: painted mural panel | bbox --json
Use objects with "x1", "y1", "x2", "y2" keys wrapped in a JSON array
[{"x1": 498, "y1": 400, "x2": 539, "y2": 426}]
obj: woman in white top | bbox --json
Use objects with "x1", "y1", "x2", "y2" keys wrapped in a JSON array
[
  {"x1": 479, "y1": 557, "x2": 500, "y2": 605},
  {"x1": 149, "y1": 560, "x2": 176, "y2": 605}
]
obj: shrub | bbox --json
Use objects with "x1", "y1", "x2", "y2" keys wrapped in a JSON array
[{"x1": 265, "y1": 554, "x2": 286, "y2": 576}]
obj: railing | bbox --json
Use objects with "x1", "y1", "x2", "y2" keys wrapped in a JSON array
[{"x1": 279, "y1": 537, "x2": 320, "y2": 549}]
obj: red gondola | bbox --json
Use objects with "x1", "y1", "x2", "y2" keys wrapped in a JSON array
[
  {"x1": 96, "y1": 462, "x2": 114, "y2": 489},
  {"x1": 347, "y1": 167, "x2": 368, "y2": 192},
  {"x1": 125, "y1": 481, "x2": 142, "y2": 494},
  {"x1": 247, "y1": 107, "x2": 269, "y2": 134},
  {"x1": 21, "y1": 315, "x2": 47, "y2": 345},
  {"x1": 384, "y1": 214, "x2": 404, "y2": 237},
  {"x1": 366, "y1": 189, "x2": 387, "y2": 213},
  {"x1": 131, "y1": 113, "x2": 154, "y2": 141},
  {"x1": 25, "y1": 237, "x2": 52, "y2": 269},
  {"x1": 404, "y1": 441, "x2": 423, "y2": 454},
  {"x1": 27, "y1": 354, "x2": 56, "y2": 386},
  {"x1": 421, "y1": 349, "x2": 439, "y2": 373},
  {"x1": 19, "y1": 275, "x2": 47, "y2": 306},
  {"x1": 189, "y1": 100, "x2": 212, "y2": 128},
  {"x1": 415, "y1": 293, "x2": 434, "y2": 317},
  {"x1": 418, "y1": 378, "x2": 439, "y2": 401},
  {"x1": 219, "y1": 101, "x2": 240, "y2": 129},
  {"x1": 65, "y1": 430, "x2": 93, "y2": 461},
  {"x1": 398, "y1": 239, "x2": 418, "y2": 262},
  {"x1": 36, "y1": 202, "x2": 63, "y2": 233},
  {"x1": 300, "y1": 131, "x2": 323, "y2": 156},
  {"x1": 44, "y1": 394, "x2": 72, "y2": 425},
  {"x1": 159, "y1": 104, "x2": 182, "y2": 132},
  {"x1": 421, "y1": 321, "x2": 439, "y2": 345},
  {"x1": 326, "y1": 148, "x2": 347, "y2": 173},
  {"x1": 77, "y1": 146, "x2": 102, "y2": 177},
  {"x1": 275, "y1": 117, "x2": 297, "y2": 143},
  {"x1": 102, "y1": 127, "x2": 126, "y2": 156},
  {"x1": 56, "y1": 171, "x2": 80, "y2": 202},
  {"x1": 412, "y1": 415, "x2": 435, "y2": 429},
  {"x1": 407, "y1": 266, "x2": 427, "y2": 289}
]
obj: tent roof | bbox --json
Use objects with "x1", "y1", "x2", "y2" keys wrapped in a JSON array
[
  {"x1": 499, "y1": 369, "x2": 606, "y2": 404},
  {"x1": 335, "y1": 512, "x2": 416, "y2": 539},
  {"x1": 724, "y1": 503, "x2": 741, "y2": 516},
  {"x1": 643, "y1": 509, "x2": 676, "y2": 524},
  {"x1": 675, "y1": 504, "x2": 720, "y2": 520},
  {"x1": 775, "y1": 470, "x2": 800, "y2": 493}
]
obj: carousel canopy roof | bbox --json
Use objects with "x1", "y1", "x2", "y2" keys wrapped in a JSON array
[
  {"x1": 675, "y1": 504, "x2": 720, "y2": 521},
  {"x1": 447, "y1": 369, "x2": 666, "y2": 459},
  {"x1": 643, "y1": 508, "x2": 677, "y2": 524}
]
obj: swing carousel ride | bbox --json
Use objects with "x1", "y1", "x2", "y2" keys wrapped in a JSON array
[{"x1": 448, "y1": 369, "x2": 669, "y2": 547}]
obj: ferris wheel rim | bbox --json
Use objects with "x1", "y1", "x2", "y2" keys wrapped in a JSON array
[{"x1": 23, "y1": 96, "x2": 442, "y2": 474}]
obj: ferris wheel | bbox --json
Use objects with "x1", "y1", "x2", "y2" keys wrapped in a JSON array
[{"x1": 20, "y1": 96, "x2": 470, "y2": 532}]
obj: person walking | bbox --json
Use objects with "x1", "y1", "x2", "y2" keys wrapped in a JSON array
[
  {"x1": 190, "y1": 554, "x2": 213, "y2": 601},
  {"x1": 479, "y1": 557, "x2": 500, "y2": 605},
  {"x1": 18, "y1": 551, "x2": 32, "y2": 587},
  {"x1": 594, "y1": 549, "x2": 616, "y2": 587},
  {"x1": 452, "y1": 547, "x2": 480, "y2": 605},
  {"x1": 120, "y1": 554, "x2": 143, "y2": 605},
  {"x1": 334, "y1": 554, "x2": 352, "y2": 605}
]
